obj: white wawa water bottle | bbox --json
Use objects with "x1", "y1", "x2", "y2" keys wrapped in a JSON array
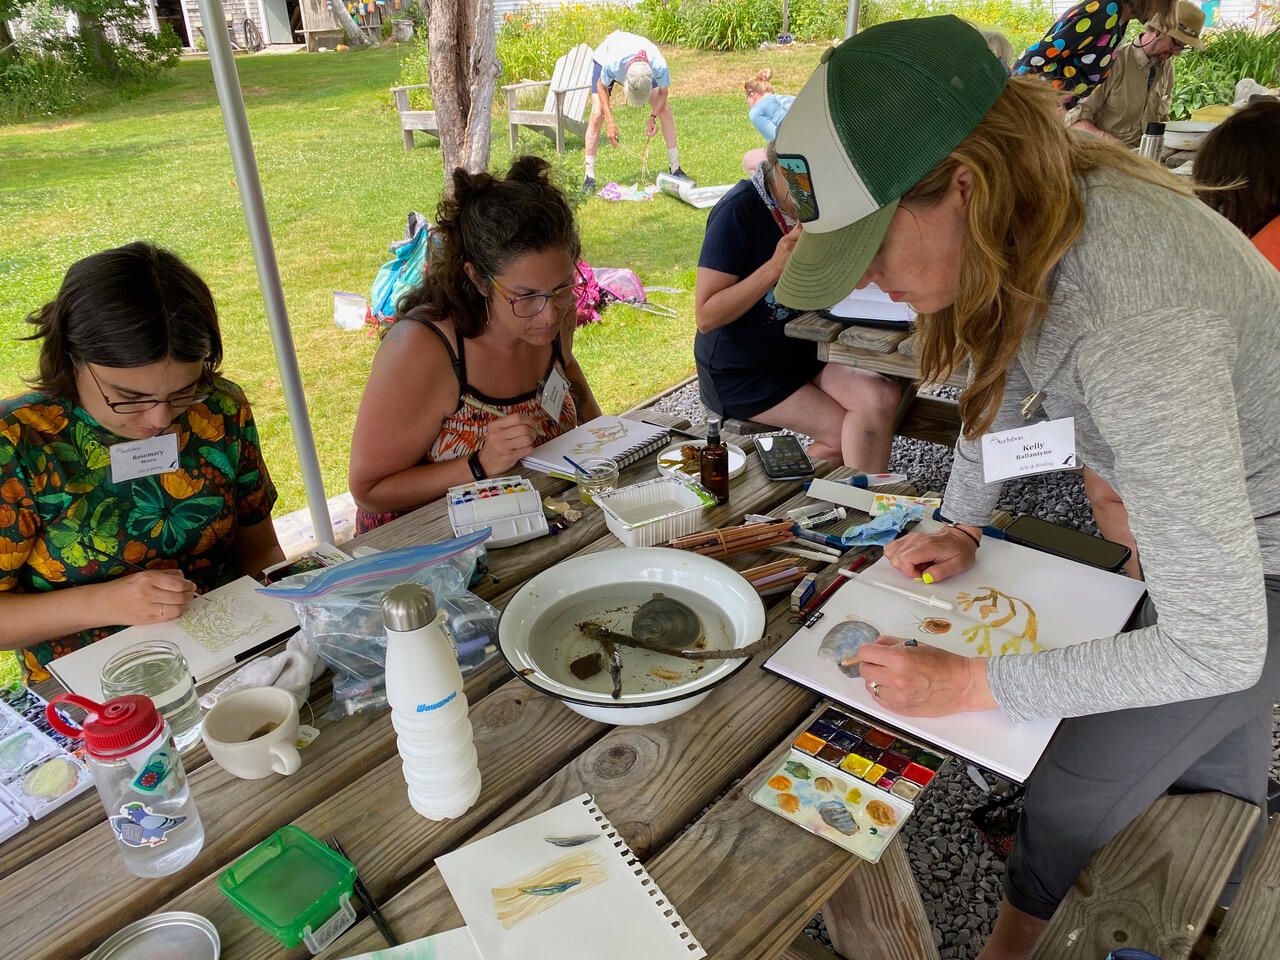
[{"x1": 382, "y1": 583, "x2": 482, "y2": 819}]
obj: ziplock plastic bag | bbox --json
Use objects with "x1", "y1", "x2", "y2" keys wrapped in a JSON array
[{"x1": 257, "y1": 530, "x2": 494, "y2": 706}]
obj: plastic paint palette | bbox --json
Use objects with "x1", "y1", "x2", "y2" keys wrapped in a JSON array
[
  {"x1": 447, "y1": 475, "x2": 549, "y2": 548},
  {"x1": 0, "y1": 682, "x2": 94, "y2": 837},
  {"x1": 750, "y1": 705, "x2": 950, "y2": 863}
]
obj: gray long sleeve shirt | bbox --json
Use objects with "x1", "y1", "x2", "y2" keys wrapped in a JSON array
[{"x1": 941, "y1": 165, "x2": 1280, "y2": 723}]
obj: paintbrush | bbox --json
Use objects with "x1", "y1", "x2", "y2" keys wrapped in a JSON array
[
  {"x1": 462, "y1": 395, "x2": 505, "y2": 418},
  {"x1": 641, "y1": 419, "x2": 700, "y2": 440},
  {"x1": 562, "y1": 454, "x2": 591, "y2": 475},
  {"x1": 328, "y1": 836, "x2": 398, "y2": 947},
  {"x1": 79, "y1": 540, "x2": 150, "y2": 574}
]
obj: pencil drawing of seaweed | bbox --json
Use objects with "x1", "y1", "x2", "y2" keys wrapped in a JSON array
[
  {"x1": 490, "y1": 849, "x2": 608, "y2": 929},
  {"x1": 567, "y1": 420, "x2": 629, "y2": 458},
  {"x1": 178, "y1": 595, "x2": 273, "y2": 654},
  {"x1": 955, "y1": 587, "x2": 1043, "y2": 656}
]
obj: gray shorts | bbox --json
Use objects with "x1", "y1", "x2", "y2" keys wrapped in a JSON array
[{"x1": 1005, "y1": 574, "x2": 1280, "y2": 919}]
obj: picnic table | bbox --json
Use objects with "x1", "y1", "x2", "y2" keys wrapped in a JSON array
[
  {"x1": 784, "y1": 312, "x2": 965, "y2": 448},
  {"x1": 0, "y1": 412, "x2": 941, "y2": 960}
]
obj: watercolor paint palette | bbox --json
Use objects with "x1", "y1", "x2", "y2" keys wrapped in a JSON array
[
  {"x1": 0, "y1": 682, "x2": 93, "y2": 834},
  {"x1": 751, "y1": 705, "x2": 949, "y2": 863},
  {"x1": 447, "y1": 476, "x2": 549, "y2": 548}
]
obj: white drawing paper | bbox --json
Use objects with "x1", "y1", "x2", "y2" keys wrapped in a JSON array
[
  {"x1": 48, "y1": 576, "x2": 298, "y2": 702},
  {"x1": 766, "y1": 519, "x2": 1147, "y2": 782},
  {"x1": 520, "y1": 417, "x2": 669, "y2": 474},
  {"x1": 435, "y1": 794, "x2": 706, "y2": 960},
  {"x1": 338, "y1": 926, "x2": 482, "y2": 960}
]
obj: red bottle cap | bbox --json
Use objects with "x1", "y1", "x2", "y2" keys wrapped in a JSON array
[{"x1": 46, "y1": 693, "x2": 164, "y2": 759}]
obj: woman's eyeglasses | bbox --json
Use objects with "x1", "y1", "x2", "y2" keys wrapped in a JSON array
[
  {"x1": 487, "y1": 272, "x2": 586, "y2": 318},
  {"x1": 84, "y1": 364, "x2": 213, "y2": 414}
]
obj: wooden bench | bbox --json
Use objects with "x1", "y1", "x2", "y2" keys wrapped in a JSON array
[
  {"x1": 503, "y1": 42, "x2": 594, "y2": 154},
  {"x1": 390, "y1": 83, "x2": 439, "y2": 149}
]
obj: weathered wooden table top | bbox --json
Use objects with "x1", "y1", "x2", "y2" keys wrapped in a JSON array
[{"x1": 0, "y1": 416, "x2": 935, "y2": 960}]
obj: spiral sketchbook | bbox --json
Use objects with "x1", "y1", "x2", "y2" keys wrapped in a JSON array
[
  {"x1": 436, "y1": 794, "x2": 705, "y2": 960},
  {"x1": 520, "y1": 417, "x2": 669, "y2": 474}
]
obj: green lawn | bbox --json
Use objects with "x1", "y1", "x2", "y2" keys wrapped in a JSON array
[{"x1": 0, "y1": 43, "x2": 826, "y2": 516}]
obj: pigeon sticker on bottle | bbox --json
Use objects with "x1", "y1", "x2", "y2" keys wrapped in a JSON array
[{"x1": 109, "y1": 801, "x2": 187, "y2": 847}]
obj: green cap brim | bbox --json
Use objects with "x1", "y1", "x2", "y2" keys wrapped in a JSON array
[{"x1": 775, "y1": 199, "x2": 899, "y2": 311}]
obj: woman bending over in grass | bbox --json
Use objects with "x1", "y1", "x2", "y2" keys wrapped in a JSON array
[
  {"x1": 350, "y1": 156, "x2": 602, "y2": 533},
  {"x1": 0, "y1": 243, "x2": 284, "y2": 683}
]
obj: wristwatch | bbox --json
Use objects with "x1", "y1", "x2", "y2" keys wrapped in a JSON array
[{"x1": 468, "y1": 452, "x2": 486, "y2": 481}]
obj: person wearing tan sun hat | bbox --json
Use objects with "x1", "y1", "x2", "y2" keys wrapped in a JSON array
[
  {"x1": 773, "y1": 15, "x2": 1280, "y2": 960},
  {"x1": 1067, "y1": 0, "x2": 1205, "y2": 147}
]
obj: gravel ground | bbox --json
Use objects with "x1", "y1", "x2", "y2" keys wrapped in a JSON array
[{"x1": 648, "y1": 379, "x2": 1278, "y2": 959}]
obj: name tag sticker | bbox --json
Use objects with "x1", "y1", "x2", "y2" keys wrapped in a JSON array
[
  {"x1": 539, "y1": 367, "x2": 570, "y2": 420},
  {"x1": 981, "y1": 417, "x2": 1077, "y2": 483},
  {"x1": 109, "y1": 432, "x2": 180, "y2": 484}
]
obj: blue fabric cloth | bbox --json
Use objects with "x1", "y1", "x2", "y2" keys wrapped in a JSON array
[
  {"x1": 593, "y1": 31, "x2": 670, "y2": 89},
  {"x1": 748, "y1": 93, "x2": 794, "y2": 141}
]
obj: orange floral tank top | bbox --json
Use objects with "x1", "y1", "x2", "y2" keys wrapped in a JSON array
[{"x1": 355, "y1": 321, "x2": 578, "y2": 533}]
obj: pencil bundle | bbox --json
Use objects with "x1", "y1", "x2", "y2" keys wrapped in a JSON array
[
  {"x1": 666, "y1": 519, "x2": 796, "y2": 559},
  {"x1": 740, "y1": 558, "x2": 808, "y2": 595}
]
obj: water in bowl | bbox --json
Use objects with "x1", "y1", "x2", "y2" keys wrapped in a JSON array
[{"x1": 529, "y1": 583, "x2": 731, "y2": 698}]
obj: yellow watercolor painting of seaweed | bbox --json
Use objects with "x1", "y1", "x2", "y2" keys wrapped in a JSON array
[
  {"x1": 954, "y1": 587, "x2": 1043, "y2": 656},
  {"x1": 566, "y1": 420, "x2": 630, "y2": 458},
  {"x1": 490, "y1": 849, "x2": 608, "y2": 929}
]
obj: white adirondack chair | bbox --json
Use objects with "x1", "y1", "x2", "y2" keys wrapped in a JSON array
[
  {"x1": 503, "y1": 43, "x2": 595, "y2": 154},
  {"x1": 390, "y1": 83, "x2": 439, "y2": 150}
]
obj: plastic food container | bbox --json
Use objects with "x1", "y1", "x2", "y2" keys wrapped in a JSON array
[
  {"x1": 218, "y1": 825, "x2": 357, "y2": 953},
  {"x1": 594, "y1": 476, "x2": 714, "y2": 547}
]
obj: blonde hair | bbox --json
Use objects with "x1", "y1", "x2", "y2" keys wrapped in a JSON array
[
  {"x1": 907, "y1": 76, "x2": 1191, "y2": 438},
  {"x1": 744, "y1": 68, "x2": 774, "y2": 96},
  {"x1": 974, "y1": 26, "x2": 1015, "y2": 67}
]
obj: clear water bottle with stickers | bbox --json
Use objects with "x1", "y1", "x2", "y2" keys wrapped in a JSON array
[{"x1": 47, "y1": 693, "x2": 204, "y2": 877}]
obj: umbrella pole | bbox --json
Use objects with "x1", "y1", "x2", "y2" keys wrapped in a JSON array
[
  {"x1": 195, "y1": 0, "x2": 335, "y2": 546},
  {"x1": 845, "y1": 0, "x2": 861, "y2": 37}
]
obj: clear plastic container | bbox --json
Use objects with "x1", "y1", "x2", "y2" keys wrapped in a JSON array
[
  {"x1": 594, "y1": 476, "x2": 715, "y2": 547},
  {"x1": 47, "y1": 693, "x2": 204, "y2": 878},
  {"x1": 100, "y1": 640, "x2": 204, "y2": 752}
]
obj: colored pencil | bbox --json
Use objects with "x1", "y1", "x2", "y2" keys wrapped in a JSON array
[{"x1": 801, "y1": 555, "x2": 868, "y2": 617}]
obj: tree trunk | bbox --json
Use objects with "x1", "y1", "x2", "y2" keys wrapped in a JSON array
[
  {"x1": 77, "y1": 12, "x2": 119, "y2": 73},
  {"x1": 326, "y1": 0, "x2": 371, "y2": 47},
  {"x1": 427, "y1": 0, "x2": 498, "y2": 190},
  {"x1": 0, "y1": 18, "x2": 14, "y2": 52}
]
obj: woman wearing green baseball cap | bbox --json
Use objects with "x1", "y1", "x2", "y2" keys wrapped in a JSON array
[{"x1": 773, "y1": 16, "x2": 1280, "y2": 957}]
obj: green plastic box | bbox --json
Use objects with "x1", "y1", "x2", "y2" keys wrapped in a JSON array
[{"x1": 218, "y1": 825, "x2": 357, "y2": 952}]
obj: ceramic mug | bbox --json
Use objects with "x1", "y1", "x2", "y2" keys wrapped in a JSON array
[{"x1": 201, "y1": 686, "x2": 301, "y2": 779}]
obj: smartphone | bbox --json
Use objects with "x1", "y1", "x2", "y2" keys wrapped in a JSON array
[
  {"x1": 753, "y1": 434, "x2": 815, "y2": 481},
  {"x1": 1003, "y1": 515, "x2": 1131, "y2": 572}
]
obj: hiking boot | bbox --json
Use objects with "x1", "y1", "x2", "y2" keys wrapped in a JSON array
[
  {"x1": 583, "y1": 176, "x2": 596, "y2": 194},
  {"x1": 668, "y1": 167, "x2": 693, "y2": 183}
]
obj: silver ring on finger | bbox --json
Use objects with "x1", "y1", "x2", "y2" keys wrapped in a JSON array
[{"x1": 870, "y1": 681, "x2": 881, "y2": 700}]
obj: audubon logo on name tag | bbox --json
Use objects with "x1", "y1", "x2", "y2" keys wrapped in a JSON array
[
  {"x1": 109, "y1": 432, "x2": 180, "y2": 484},
  {"x1": 980, "y1": 417, "x2": 1077, "y2": 484}
]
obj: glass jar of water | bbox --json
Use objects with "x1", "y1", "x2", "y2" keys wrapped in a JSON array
[{"x1": 101, "y1": 641, "x2": 204, "y2": 752}]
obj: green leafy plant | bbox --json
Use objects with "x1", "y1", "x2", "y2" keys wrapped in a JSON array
[{"x1": 1169, "y1": 26, "x2": 1279, "y2": 120}]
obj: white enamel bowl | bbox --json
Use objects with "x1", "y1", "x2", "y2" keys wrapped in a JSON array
[
  {"x1": 498, "y1": 548, "x2": 765, "y2": 725},
  {"x1": 1164, "y1": 120, "x2": 1218, "y2": 151}
]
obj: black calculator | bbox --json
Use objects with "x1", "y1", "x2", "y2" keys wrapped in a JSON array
[{"x1": 753, "y1": 434, "x2": 815, "y2": 480}]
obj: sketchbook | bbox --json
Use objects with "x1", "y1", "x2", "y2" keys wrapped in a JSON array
[
  {"x1": 765, "y1": 519, "x2": 1147, "y2": 782},
  {"x1": 48, "y1": 576, "x2": 299, "y2": 702},
  {"x1": 436, "y1": 793, "x2": 705, "y2": 960},
  {"x1": 339, "y1": 926, "x2": 482, "y2": 960},
  {"x1": 819, "y1": 283, "x2": 915, "y2": 326},
  {"x1": 521, "y1": 417, "x2": 670, "y2": 474}
]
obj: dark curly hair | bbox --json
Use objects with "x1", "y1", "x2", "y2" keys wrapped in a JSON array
[
  {"x1": 24, "y1": 242, "x2": 222, "y2": 404},
  {"x1": 1194, "y1": 99, "x2": 1280, "y2": 239},
  {"x1": 397, "y1": 156, "x2": 581, "y2": 338}
]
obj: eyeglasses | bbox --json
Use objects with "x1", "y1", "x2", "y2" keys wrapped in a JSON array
[
  {"x1": 487, "y1": 272, "x2": 585, "y2": 318},
  {"x1": 83, "y1": 364, "x2": 213, "y2": 414}
]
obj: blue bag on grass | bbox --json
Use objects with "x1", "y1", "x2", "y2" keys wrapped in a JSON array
[{"x1": 369, "y1": 211, "x2": 433, "y2": 321}]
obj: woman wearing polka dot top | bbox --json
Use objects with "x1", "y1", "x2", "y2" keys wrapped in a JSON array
[{"x1": 1014, "y1": 0, "x2": 1176, "y2": 107}]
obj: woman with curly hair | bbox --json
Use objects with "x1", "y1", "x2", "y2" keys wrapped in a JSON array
[
  {"x1": 350, "y1": 157, "x2": 602, "y2": 532},
  {"x1": 774, "y1": 18, "x2": 1280, "y2": 957},
  {"x1": 0, "y1": 243, "x2": 283, "y2": 683}
]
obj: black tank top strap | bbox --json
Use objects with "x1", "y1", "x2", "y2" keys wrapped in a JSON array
[
  {"x1": 549, "y1": 331, "x2": 566, "y2": 371},
  {"x1": 420, "y1": 320, "x2": 468, "y2": 391}
]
